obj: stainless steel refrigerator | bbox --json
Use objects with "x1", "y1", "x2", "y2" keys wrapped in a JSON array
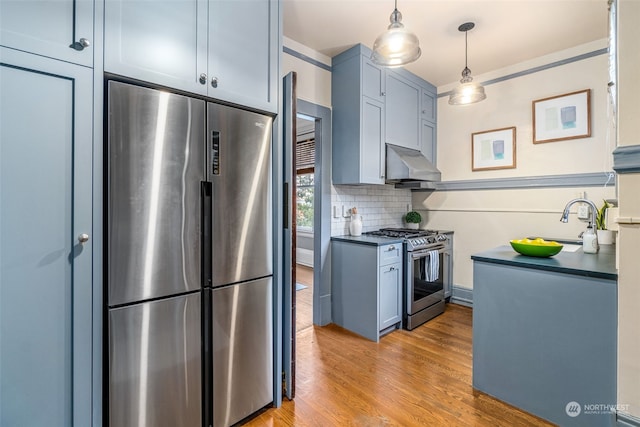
[{"x1": 107, "y1": 81, "x2": 273, "y2": 427}]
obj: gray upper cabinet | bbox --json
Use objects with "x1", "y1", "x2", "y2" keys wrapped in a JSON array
[
  {"x1": 385, "y1": 70, "x2": 421, "y2": 151},
  {"x1": 332, "y1": 44, "x2": 437, "y2": 185},
  {"x1": 421, "y1": 120, "x2": 436, "y2": 163},
  {"x1": 332, "y1": 45, "x2": 385, "y2": 185},
  {"x1": 362, "y1": 58, "x2": 385, "y2": 102},
  {"x1": 104, "y1": 0, "x2": 278, "y2": 112},
  {"x1": 421, "y1": 89, "x2": 436, "y2": 123},
  {"x1": 0, "y1": 0, "x2": 94, "y2": 67},
  {"x1": 208, "y1": 0, "x2": 278, "y2": 112},
  {"x1": 1, "y1": 47, "x2": 93, "y2": 426},
  {"x1": 421, "y1": 88, "x2": 437, "y2": 162}
]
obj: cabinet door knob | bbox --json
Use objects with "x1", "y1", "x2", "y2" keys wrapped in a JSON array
[
  {"x1": 388, "y1": 245, "x2": 395, "y2": 251},
  {"x1": 389, "y1": 266, "x2": 396, "y2": 271},
  {"x1": 211, "y1": 77, "x2": 218, "y2": 88},
  {"x1": 199, "y1": 73, "x2": 207, "y2": 85},
  {"x1": 78, "y1": 233, "x2": 90, "y2": 244},
  {"x1": 381, "y1": 92, "x2": 386, "y2": 96},
  {"x1": 69, "y1": 38, "x2": 91, "y2": 51}
]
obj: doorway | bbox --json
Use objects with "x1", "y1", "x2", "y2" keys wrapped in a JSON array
[
  {"x1": 295, "y1": 100, "x2": 332, "y2": 329},
  {"x1": 294, "y1": 114, "x2": 315, "y2": 332}
]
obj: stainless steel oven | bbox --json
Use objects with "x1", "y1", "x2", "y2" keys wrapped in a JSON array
[{"x1": 405, "y1": 244, "x2": 449, "y2": 330}]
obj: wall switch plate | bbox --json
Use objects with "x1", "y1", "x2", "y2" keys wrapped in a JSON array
[{"x1": 577, "y1": 205, "x2": 590, "y2": 220}]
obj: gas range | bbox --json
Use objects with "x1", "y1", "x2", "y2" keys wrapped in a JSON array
[{"x1": 364, "y1": 228, "x2": 450, "y2": 251}]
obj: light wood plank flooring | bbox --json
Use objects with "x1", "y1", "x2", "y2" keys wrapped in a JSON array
[
  {"x1": 295, "y1": 265, "x2": 313, "y2": 332},
  {"x1": 246, "y1": 303, "x2": 554, "y2": 426}
]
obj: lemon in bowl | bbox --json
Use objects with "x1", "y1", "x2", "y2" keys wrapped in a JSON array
[{"x1": 510, "y1": 238, "x2": 563, "y2": 257}]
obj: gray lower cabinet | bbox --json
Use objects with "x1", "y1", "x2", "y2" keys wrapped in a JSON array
[
  {"x1": 332, "y1": 240, "x2": 402, "y2": 342},
  {"x1": 0, "y1": 0, "x2": 93, "y2": 66},
  {"x1": 0, "y1": 47, "x2": 93, "y2": 426},
  {"x1": 378, "y1": 262, "x2": 402, "y2": 331},
  {"x1": 472, "y1": 260, "x2": 616, "y2": 427},
  {"x1": 104, "y1": 0, "x2": 278, "y2": 113}
]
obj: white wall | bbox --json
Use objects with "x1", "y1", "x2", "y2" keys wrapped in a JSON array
[
  {"x1": 437, "y1": 39, "x2": 612, "y2": 181},
  {"x1": 282, "y1": 36, "x2": 331, "y2": 108},
  {"x1": 413, "y1": 39, "x2": 616, "y2": 289},
  {"x1": 616, "y1": 0, "x2": 640, "y2": 419}
]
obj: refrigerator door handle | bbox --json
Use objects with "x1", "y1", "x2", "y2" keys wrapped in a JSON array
[
  {"x1": 201, "y1": 181, "x2": 212, "y2": 288},
  {"x1": 283, "y1": 182, "x2": 289, "y2": 230}
]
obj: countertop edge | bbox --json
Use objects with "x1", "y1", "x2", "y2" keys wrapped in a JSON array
[
  {"x1": 330, "y1": 235, "x2": 405, "y2": 246},
  {"x1": 471, "y1": 244, "x2": 618, "y2": 281},
  {"x1": 470, "y1": 254, "x2": 617, "y2": 281}
]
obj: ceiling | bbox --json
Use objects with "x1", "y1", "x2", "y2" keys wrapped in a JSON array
[{"x1": 283, "y1": 0, "x2": 609, "y2": 88}]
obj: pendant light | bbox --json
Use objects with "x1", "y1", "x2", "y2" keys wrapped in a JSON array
[
  {"x1": 449, "y1": 22, "x2": 486, "y2": 105},
  {"x1": 371, "y1": 0, "x2": 421, "y2": 68}
]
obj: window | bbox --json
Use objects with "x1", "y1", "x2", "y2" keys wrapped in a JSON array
[{"x1": 296, "y1": 173, "x2": 314, "y2": 231}]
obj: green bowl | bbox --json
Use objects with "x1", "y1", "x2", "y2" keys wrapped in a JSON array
[{"x1": 510, "y1": 240, "x2": 563, "y2": 257}]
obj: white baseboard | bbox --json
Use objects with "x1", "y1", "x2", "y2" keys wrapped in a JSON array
[{"x1": 296, "y1": 248, "x2": 313, "y2": 267}]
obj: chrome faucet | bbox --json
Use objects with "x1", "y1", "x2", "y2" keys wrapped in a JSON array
[{"x1": 560, "y1": 198, "x2": 598, "y2": 229}]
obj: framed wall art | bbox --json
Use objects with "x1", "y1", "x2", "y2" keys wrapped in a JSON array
[
  {"x1": 532, "y1": 89, "x2": 591, "y2": 144},
  {"x1": 471, "y1": 127, "x2": 516, "y2": 171}
]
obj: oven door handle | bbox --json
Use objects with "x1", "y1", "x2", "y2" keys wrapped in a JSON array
[{"x1": 411, "y1": 247, "x2": 446, "y2": 260}]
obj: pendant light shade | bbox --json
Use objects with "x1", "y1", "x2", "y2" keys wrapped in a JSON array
[
  {"x1": 371, "y1": 1, "x2": 421, "y2": 68},
  {"x1": 449, "y1": 22, "x2": 486, "y2": 105}
]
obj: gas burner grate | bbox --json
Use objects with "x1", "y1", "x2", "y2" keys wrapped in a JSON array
[{"x1": 365, "y1": 228, "x2": 437, "y2": 239}]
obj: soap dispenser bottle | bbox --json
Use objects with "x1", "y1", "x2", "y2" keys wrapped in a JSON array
[{"x1": 582, "y1": 226, "x2": 599, "y2": 253}]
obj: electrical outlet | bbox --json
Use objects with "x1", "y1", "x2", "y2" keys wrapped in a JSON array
[{"x1": 577, "y1": 205, "x2": 590, "y2": 220}]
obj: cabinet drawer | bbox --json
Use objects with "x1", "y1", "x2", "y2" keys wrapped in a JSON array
[{"x1": 379, "y1": 243, "x2": 402, "y2": 266}]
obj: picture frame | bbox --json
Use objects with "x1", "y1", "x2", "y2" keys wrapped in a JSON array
[
  {"x1": 471, "y1": 127, "x2": 517, "y2": 171},
  {"x1": 532, "y1": 89, "x2": 591, "y2": 144}
]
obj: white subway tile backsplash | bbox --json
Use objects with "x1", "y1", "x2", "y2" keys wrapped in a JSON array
[{"x1": 331, "y1": 184, "x2": 411, "y2": 236}]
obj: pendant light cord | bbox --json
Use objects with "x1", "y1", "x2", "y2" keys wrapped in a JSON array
[{"x1": 465, "y1": 30, "x2": 468, "y2": 70}]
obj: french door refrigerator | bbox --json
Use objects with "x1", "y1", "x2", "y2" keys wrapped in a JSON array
[{"x1": 107, "y1": 81, "x2": 273, "y2": 427}]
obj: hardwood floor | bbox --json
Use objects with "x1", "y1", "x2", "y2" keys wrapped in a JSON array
[
  {"x1": 295, "y1": 264, "x2": 313, "y2": 332},
  {"x1": 246, "y1": 303, "x2": 554, "y2": 427}
]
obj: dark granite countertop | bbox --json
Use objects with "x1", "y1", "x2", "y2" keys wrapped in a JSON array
[
  {"x1": 330, "y1": 234, "x2": 405, "y2": 247},
  {"x1": 471, "y1": 244, "x2": 617, "y2": 281}
]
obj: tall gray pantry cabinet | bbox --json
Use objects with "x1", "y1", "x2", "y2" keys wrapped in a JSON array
[
  {"x1": 1, "y1": 9, "x2": 95, "y2": 425},
  {"x1": 1, "y1": 0, "x2": 281, "y2": 425}
]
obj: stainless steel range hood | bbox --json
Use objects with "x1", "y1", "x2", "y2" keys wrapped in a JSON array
[{"x1": 385, "y1": 143, "x2": 441, "y2": 184}]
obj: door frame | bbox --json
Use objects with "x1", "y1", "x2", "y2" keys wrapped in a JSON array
[{"x1": 296, "y1": 100, "x2": 332, "y2": 327}]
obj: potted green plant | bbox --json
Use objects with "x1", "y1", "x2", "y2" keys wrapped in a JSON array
[
  {"x1": 596, "y1": 200, "x2": 615, "y2": 244},
  {"x1": 404, "y1": 211, "x2": 422, "y2": 229}
]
